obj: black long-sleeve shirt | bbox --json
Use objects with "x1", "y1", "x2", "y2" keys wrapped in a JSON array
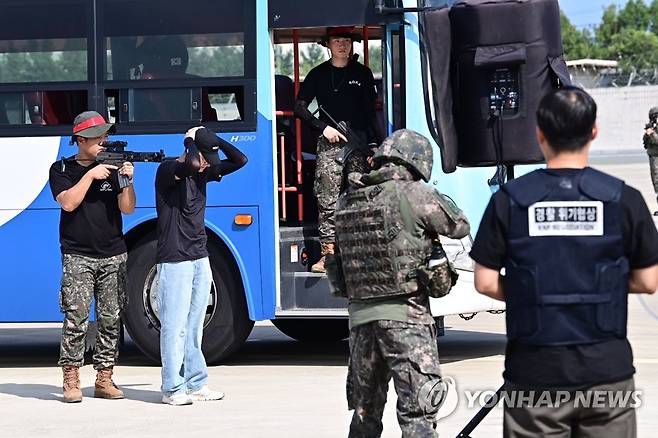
[
  {"x1": 155, "y1": 136, "x2": 247, "y2": 263},
  {"x1": 294, "y1": 60, "x2": 382, "y2": 144}
]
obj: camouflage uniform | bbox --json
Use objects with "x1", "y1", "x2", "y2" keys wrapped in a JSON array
[
  {"x1": 347, "y1": 321, "x2": 441, "y2": 438},
  {"x1": 644, "y1": 107, "x2": 658, "y2": 208},
  {"x1": 314, "y1": 135, "x2": 370, "y2": 243},
  {"x1": 58, "y1": 253, "x2": 127, "y2": 369},
  {"x1": 327, "y1": 130, "x2": 471, "y2": 438}
]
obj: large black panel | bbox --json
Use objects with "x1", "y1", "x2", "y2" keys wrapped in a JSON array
[
  {"x1": 423, "y1": 0, "x2": 570, "y2": 171},
  {"x1": 451, "y1": 0, "x2": 570, "y2": 167}
]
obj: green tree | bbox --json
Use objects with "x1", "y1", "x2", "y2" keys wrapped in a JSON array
[
  {"x1": 188, "y1": 46, "x2": 244, "y2": 77},
  {"x1": 274, "y1": 46, "x2": 293, "y2": 77},
  {"x1": 617, "y1": 0, "x2": 651, "y2": 31},
  {"x1": 595, "y1": 5, "x2": 621, "y2": 48},
  {"x1": 300, "y1": 44, "x2": 327, "y2": 77},
  {"x1": 561, "y1": 12, "x2": 596, "y2": 60},
  {"x1": 608, "y1": 28, "x2": 658, "y2": 69},
  {"x1": 562, "y1": 1, "x2": 658, "y2": 74},
  {"x1": 365, "y1": 44, "x2": 383, "y2": 76}
]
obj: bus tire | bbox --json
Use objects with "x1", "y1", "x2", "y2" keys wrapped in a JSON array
[
  {"x1": 123, "y1": 234, "x2": 254, "y2": 365},
  {"x1": 271, "y1": 318, "x2": 349, "y2": 342}
]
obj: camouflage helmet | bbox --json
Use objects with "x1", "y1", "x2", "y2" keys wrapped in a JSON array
[
  {"x1": 372, "y1": 129, "x2": 433, "y2": 182},
  {"x1": 650, "y1": 107, "x2": 658, "y2": 119}
]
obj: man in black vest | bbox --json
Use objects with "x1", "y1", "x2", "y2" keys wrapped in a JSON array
[{"x1": 471, "y1": 87, "x2": 658, "y2": 437}]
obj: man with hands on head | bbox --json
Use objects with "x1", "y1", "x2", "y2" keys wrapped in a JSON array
[
  {"x1": 155, "y1": 125, "x2": 247, "y2": 406},
  {"x1": 48, "y1": 111, "x2": 136, "y2": 403}
]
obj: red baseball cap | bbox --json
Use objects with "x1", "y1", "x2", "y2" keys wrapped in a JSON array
[{"x1": 72, "y1": 111, "x2": 116, "y2": 138}]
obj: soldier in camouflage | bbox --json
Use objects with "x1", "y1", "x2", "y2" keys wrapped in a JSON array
[
  {"x1": 326, "y1": 129, "x2": 470, "y2": 437},
  {"x1": 48, "y1": 111, "x2": 135, "y2": 403},
  {"x1": 643, "y1": 106, "x2": 658, "y2": 215},
  {"x1": 294, "y1": 27, "x2": 382, "y2": 273}
]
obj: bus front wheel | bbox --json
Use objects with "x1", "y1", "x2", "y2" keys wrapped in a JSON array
[
  {"x1": 123, "y1": 233, "x2": 254, "y2": 364},
  {"x1": 272, "y1": 318, "x2": 349, "y2": 342}
]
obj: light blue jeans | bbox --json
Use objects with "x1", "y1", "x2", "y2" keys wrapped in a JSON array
[{"x1": 156, "y1": 257, "x2": 212, "y2": 396}]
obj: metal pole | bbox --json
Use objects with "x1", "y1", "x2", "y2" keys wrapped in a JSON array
[
  {"x1": 456, "y1": 384, "x2": 505, "y2": 438},
  {"x1": 293, "y1": 29, "x2": 304, "y2": 222},
  {"x1": 363, "y1": 26, "x2": 369, "y2": 67}
]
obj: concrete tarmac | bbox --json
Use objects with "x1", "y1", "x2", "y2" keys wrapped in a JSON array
[{"x1": 0, "y1": 158, "x2": 656, "y2": 438}]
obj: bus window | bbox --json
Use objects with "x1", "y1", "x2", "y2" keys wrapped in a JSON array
[
  {"x1": 0, "y1": 94, "x2": 23, "y2": 125},
  {"x1": 105, "y1": 33, "x2": 245, "y2": 81},
  {"x1": 102, "y1": 0, "x2": 244, "y2": 78},
  {"x1": 100, "y1": 0, "x2": 253, "y2": 127},
  {"x1": 0, "y1": 91, "x2": 87, "y2": 126},
  {"x1": 0, "y1": 0, "x2": 89, "y2": 84},
  {"x1": 207, "y1": 88, "x2": 243, "y2": 122},
  {"x1": 0, "y1": 0, "x2": 90, "y2": 128},
  {"x1": 106, "y1": 86, "x2": 244, "y2": 123}
]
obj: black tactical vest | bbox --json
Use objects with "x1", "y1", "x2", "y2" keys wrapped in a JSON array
[
  {"x1": 335, "y1": 180, "x2": 430, "y2": 301},
  {"x1": 502, "y1": 168, "x2": 628, "y2": 346}
]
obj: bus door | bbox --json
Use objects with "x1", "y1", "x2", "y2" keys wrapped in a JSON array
[{"x1": 266, "y1": 0, "x2": 401, "y2": 341}]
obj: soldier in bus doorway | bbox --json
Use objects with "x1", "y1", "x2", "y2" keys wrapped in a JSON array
[
  {"x1": 471, "y1": 88, "x2": 658, "y2": 437},
  {"x1": 643, "y1": 106, "x2": 658, "y2": 215},
  {"x1": 48, "y1": 111, "x2": 136, "y2": 403},
  {"x1": 325, "y1": 129, "x2": 470, "y2": 437},
  {"x1": 294, "y1": 26, "x2": 383, "y2": 273}
]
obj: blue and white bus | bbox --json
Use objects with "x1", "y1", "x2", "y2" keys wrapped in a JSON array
[{"x1": 0, "y1": 0, "x2": 504, "y2": 363}]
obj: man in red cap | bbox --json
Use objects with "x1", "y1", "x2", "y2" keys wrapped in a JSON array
[
  {"x1": 295, "y1": 26, "x2": 383, "y2": 273},
  {"x1": 48, "y1": 111, "x2": 136, "y2": 403}
]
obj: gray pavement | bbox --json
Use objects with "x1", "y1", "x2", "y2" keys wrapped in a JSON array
[{"x1": 0, "y1": 160, "x2": 656, "y2": 438}]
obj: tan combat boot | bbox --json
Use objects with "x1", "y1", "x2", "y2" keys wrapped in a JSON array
[
  {"x1": 62, "y1": 365, "x2": 82, "y2": 403},
  {"x1": 311, "y1": 242, "x2": 334, "y2": 273},
  {"x1": 94, "y1": 367, "x2": 125, "y2": 399}
]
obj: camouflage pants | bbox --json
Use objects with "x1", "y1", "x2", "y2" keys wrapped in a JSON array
[
  {"x1": 58, "y1": 253, "x2": 127, "y2": 369},
  {"x1": 649, "y1": 156, "x2": 658, "y2": 204},
  {"x1": 314, "y1": 136, "x2": 369, "y2": 243},
  {"x1": 347, "y1": 320, "x2": 441, "y2": 438}
]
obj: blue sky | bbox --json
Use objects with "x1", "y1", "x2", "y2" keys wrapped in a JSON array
[{"x1": 559, "y1": 0, "x2": 634, "y2": 28}]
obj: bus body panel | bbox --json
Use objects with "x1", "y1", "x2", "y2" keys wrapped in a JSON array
[
  {"x1": 0, "y1": 110, "x2": 275, "y2": 322},
  {"x1": 0, "y1": 209, "x2": 62, "y2": 321}
]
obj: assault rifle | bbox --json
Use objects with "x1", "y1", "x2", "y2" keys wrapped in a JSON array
[
  {"x1": 60, "y1": 140, "x2": 165, "y2": 189},
  {"x1": 318, "y1": 106, "x2": 375, "y2": 165}
]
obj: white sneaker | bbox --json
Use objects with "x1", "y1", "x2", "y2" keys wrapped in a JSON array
[
  {"x1": 162, "y1": 392, "x2": 193, "y2": 406},
  {"x1": 187, "y1": 385, "x2": 225, "y2": 401}
]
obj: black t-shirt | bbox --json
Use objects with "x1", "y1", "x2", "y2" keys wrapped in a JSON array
[
  {"x1": 296, "y1": 60, "x2": 378, "y2": 142},
  {"x1": 48, "y1": 158, "x2": 127, "y2": 258},
  {"x1": 470, "y1": 168, "x2": 658, "y2": 389},
  {"x1": 156, "y1": 161, "x2": 211, "y2": 263},
  {"x1": 155, "y1": 136, "x2": 246, "y2": 263}
]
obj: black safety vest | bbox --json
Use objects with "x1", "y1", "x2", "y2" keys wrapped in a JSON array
[{"x1": 502, "y1": 168, "x2": 628, "y2": 346}]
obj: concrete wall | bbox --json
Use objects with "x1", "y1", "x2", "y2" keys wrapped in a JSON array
[{"x1": 587, "y1": 85, "x2": 658, "y2": 154}]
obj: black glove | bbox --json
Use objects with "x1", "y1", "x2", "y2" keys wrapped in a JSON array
[{"x1": 174, "y1": 137, "x2": 202, "y2": 177}]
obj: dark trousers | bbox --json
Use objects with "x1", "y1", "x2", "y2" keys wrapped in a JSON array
[{"x1": 503, "y1": 377, "x2": 637, "y2": 438}]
